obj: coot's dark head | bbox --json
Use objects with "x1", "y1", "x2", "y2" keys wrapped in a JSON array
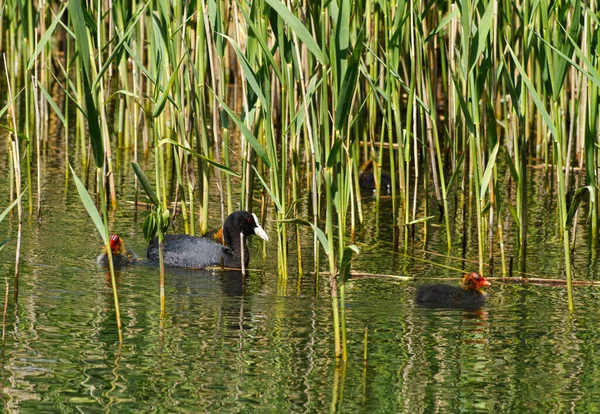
[
  {"x1": 222, "y1": 211, "x2": 269, "y2": 247},
  {"x1": 461, "y1": 272, "x2": 490, "y2": 293},
  {"x1": 359, "y1": 160, "x2": 392, "y2": 195}
]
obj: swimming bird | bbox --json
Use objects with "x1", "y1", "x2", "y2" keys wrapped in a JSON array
[
  {"x1": 97, "y1": 234, "x2": 137, "y2": 268},
  {"x1": 416, "y1": 272, "x2": 491, "y2": 308},
  {"x1": 359, "y1": 160, "x2": 392, "y2": 195},
  {"x1": 147, "y1": 210, "x2": 268, "y2": 269}
]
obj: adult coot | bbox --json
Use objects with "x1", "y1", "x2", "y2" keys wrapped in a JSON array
[
  {"x1": 359, "y1": 160, "x2": 392, "y2": 195},
  {"x1": 147, "y1": 210, "x2": 268, "y2": 268},
  {"x1": 97, "y1": 234, "x2": 137, "y2": 268},
  {"x1": 416, "y1": 272, "x2": 491, "y2": 308}
]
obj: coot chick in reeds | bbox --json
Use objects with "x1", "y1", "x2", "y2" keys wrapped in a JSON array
[
  {"x1": 147, "y1": 210, "x2": 268, "y2": 269},
  {"x1": 97, "y1": 234, "x2": 137, "y2": 268},
  {"x1": 359, "y1": 160, "x2": 392, "y2": 195},
  {"x1": 416, "y1": 272, "x2": 491, "y2": 308}
]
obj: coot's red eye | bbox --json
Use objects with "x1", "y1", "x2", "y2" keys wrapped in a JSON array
[{"x1": 248, "y1": 218, "x2": 253, "y2": 223}]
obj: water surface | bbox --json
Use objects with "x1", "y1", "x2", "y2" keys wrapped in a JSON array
[{"x1": 1, "y1": 165, "x2": 600, "y2": 412}]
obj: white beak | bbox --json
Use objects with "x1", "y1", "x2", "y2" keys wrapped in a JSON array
[{"x1": 252, "y1": 213, "x2": 269, "y2": 241}]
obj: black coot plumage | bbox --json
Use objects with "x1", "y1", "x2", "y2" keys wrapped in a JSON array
[
  {"x1": 359, "y1": 160, "x2": 392, "y2": 195},
  {"x1": 147, "y1": 210, "x2": 268, "y2": 268},
  {"x1": 97, "y1": 234, "x2": 137, "y2": 268},
  {"x1": 416, "y1": 272, "x2": 491, "y2": 308}
]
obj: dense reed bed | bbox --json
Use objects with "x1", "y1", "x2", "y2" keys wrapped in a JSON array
[{"x1": 1, "y1": 0, "x2": 598, "y2": 355}]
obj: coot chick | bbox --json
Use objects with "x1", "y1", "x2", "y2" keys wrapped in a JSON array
[
  {"x1": 147, "y1": 210, "x2": 268, "y2": 268},
  {"x1": 359, "y1": 160, "x2": 392, "y2": 195},
  {"x1": 416, "y1": 272, "x2": 491, "y2": 308},
  {"x1": 97, "y1": 234, "x2": 137, "y2": 268}
]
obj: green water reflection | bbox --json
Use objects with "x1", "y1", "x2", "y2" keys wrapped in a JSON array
[{"x1": 1, "y1": 167, "x2": 600, "y2": 412}]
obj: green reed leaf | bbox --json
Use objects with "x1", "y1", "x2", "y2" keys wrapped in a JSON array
[
  {"x1": 533, "y1": 28, "x2": 600, "y2": 89},
  {"x1": 506, "y1": 201, "x2": 521, "y2": 228},
  {"x1": 566, "y1": 186, "x2": 595, "y2": 229},
  {"x1": 446, "y1": 152, "x2": 465, "y2": 191},
  {"x1": 68, "y1": 0, "x2": 91, "y2": 77},
  {"x1": 69, "y1": 165, "x2": 107, "y2": 245},
  {"x1": 132, "y1": 162, "x2": 160, "y2": 206},
  {"x1": 236, "y1": 1, "x2": 283, "y2": 82},
  {"x1": 339, "y1": 244, "x2": 359, "y2": 284},
  {"x1": 92, "y1": 0, "x2": 151, "y2": 90},
  {"x1": 158, "y1": 139, "x2": 239, "y2": 177},
  {"x1": 326, "y1": 140, "x2": 343, "y2": 169},
  {"x1": 252, "y1": 165, "x2": 283, "y2": 213},
  {"x1": 142, "y1": 205, "x2": 170, "y2": 242},
  {"x1": 425, "y1": 7, "x2": 460, "y2": 43},
  {"x1": 552, "y1": 0, "x2": 581, "y2": 100},
  {"x1": 218, "y1": 33, "x2": 268, "y2": 109},
  {"x1": 27, "y1": 5, "x2": 67, "y2": 70},
  {"x1": 211, "y1": 91, "x2": 271, "y2": 167},
  {"x1": 0, "y1": 190, "x2": 25, "y2": 224},
  {"x1": 334, "y1": 0, "x2": 351, "y2": 85},
  {"x1": 507, "y1": 45, "x2": 559, "y2": 141},
  {"x1": 279, "y1": 218, "x2": 330, "y2": 256},
  {"x1": 82, "y1": 76, "x2": 104, "y2": 168},
  {"x1": 264, "y1": 0, "x2": 328, "y2": 65},
  {"x1": 335, "y1": 29, "x2": 364, "y2": 131},
  {"x1": 123, "y1": 42, "x2": 157, "y2": 86},
  {"x1": 152, "y1": 55, "x2": 184, "y2": 118},
  {"x1": 469, "y1": 0, "x2": 495, "y2": 71},
  {"x1": 0, "y1": 88, "x2": 24, "y2": 120},
  {"x1": 503, "y1": 151, "x2": 519, "y2": 182},
  {"x1": 449, "y1": 70, "x2": 475, "y2": 133},
  {"x1": 69, "y1": 0, "x2": 103, "y2": 168},
  {"x1": 38, "y1": 82, "x2": 66, "y2": 126},
  {"x1": 480, "y1": 141, "x2": 499, "y2": 200}
]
